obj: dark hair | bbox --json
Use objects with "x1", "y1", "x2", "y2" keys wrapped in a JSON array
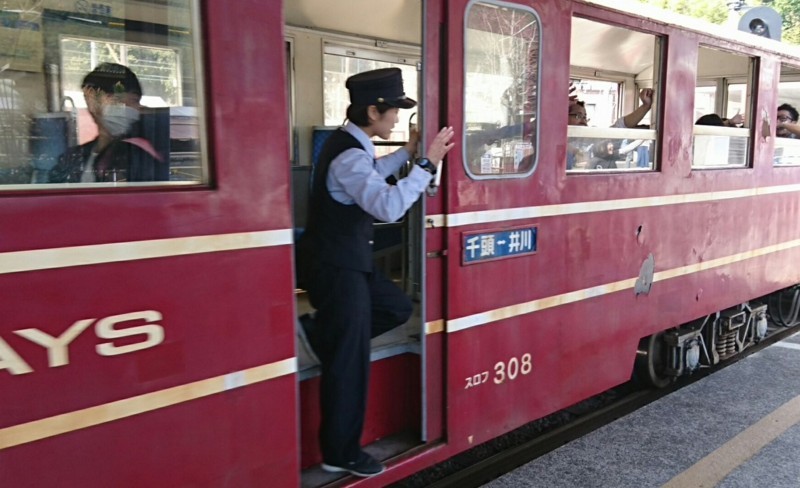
[
  {"x1": 346, "y1": 103, "x2": 394, "y2": 127},
  {"x1": 569, "y1": 100, "x2": 586, "y2": 111},
  {"x1": 695, "y1": 114, "x2": 725, "y2": 126},
  {"x1": 82, "y1": 62, "x2": 142, "y2": 96},
  {"x1": 778, "y1": 103, "x2": 799, "y2": 122}
]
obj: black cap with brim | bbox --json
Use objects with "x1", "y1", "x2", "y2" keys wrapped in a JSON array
[{"x1": 346, "y1": 67, "x2": 417, "y2": 109}]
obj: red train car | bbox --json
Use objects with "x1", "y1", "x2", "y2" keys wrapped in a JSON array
[{"x1": 2, "y1": 0, "x2": 800, "y2": 486}]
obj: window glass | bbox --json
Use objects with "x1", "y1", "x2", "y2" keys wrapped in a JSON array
[
  {"x1": 0, "y1": 1, "x2": 205, "y2": 187},
  {"x1": 567, "y1": 17, "x2": 659, "y2": 173},
  {"x1": 774, "y1": 65, "x2": 800, "y2": 166},
  {"x1": 323, "y1": 52, "x2": 417, "y2": 153},
  {"x1": 726, "y1": 83, "x2": 747, "y2": 120},
  {"x1": 694, "y1": 85, "x2": 716, "y2": 122},
  {"x1": 692, "y1": 46, "x2": 752, "y2": 169},
  {"x1": 570, "y1": 79, "x2": 620, "y2": 128},
  {"x1": 463, "y1": 1, "x2": 540, "y2": 178}
]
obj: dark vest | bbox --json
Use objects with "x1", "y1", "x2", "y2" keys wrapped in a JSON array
[{"x1": 300, "y1": 129, "x2": 375, "y2": 276}]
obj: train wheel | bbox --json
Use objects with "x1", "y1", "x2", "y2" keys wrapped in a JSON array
[{"x1": 634, "y1": 332, "x2": 673, "y2": 389}]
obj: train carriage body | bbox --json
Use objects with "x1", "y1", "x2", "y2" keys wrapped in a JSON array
[{"x1": 1, "y1": 0, "x2": 799, "y2": 486}]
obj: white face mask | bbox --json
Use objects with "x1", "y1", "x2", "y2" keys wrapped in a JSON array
[{"x1": 101, "y1": 104, "x2": 140, "y2": 137}]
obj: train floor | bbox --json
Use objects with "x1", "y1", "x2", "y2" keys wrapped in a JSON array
[{"x1": 485, "y1": 332, "x2": 800, "y2": 488}]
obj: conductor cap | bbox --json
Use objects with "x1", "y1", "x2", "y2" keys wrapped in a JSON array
[{"x1": 346, "y1": 68, "x2": 416, "y2": 109}]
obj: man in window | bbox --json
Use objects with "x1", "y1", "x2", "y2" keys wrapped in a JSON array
[
  {"x1": 776, "y1": 103, "x2": 800, "y2": 138},
  {"x1": 49, "y1": 63, "x2": 164, "y2": 183}
]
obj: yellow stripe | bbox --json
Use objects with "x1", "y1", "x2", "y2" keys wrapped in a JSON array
[
  {"x1": 0, "y1": 358, "x2": 297, "y2": 450},
  {"x1": 425, "y1": 320, "x2": 445, "y2": 335},
  {"x1": 0, "y1": 230, "x2": 293, "y2": 275},
  {"x1": 446, "y1": 238, "x2": 800, "y2": 333},
  {"x1": 447, "y1": 277, "x2": 638, "y2": 333},
  {"x1": 654, "y1": 239, "x2": 800, "y2": 282},
  {"x1": 663, "y1": 394, "x2": 800, "y2": 488},
  {"x1": 426, "y1": 183, "x2": 800, "y2": 228}
]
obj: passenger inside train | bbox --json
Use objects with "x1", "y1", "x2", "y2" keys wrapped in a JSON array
[
  {"x1": 48, "y1": 63, "x2": 166, "y2": 183},
  {"x1": 776, "y1": 103, "x2": 800, "y2": 137},
  {"x1": 566, "y1": 17, "x2": 659, "y2": 172},
  {"x1": 0, "y1": 4, "x2": 205, "y2": 187},
  {"x1": 691, "y1": 46, "x2": 752, "y2": 168},
  {"x1": 567, "y1": 88, "x2": 654, "y2": 170}
]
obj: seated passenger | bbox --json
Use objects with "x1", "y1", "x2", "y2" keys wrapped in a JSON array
[
  {"x1": 589, "y1": 139, "x2": 619, "y2": 169},
  {"x1": 694, "y1": 113, "x2": 747, "y2": 166},
  {"x1": 777, "y1": 103, "x2": 800, "y2": 138},
  {"x1": 567, "y1": 88, "x2": 654, "y2": 169},
  {"x1": 695, "y1": 113, "x2": 743, "y2": 127},
  {"x1": 568, "y1": 88, "x2": 654, "y2": 129},
  {"x1": 49, "y1": 63, "x2": 164, "y2": 183}
]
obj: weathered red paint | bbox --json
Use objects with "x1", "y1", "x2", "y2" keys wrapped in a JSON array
[
  {"x1": 1, "y1": 1, "x2": 298, "y2": 486},
  {"x1": 4, "y1": 1, "x2": 800, "y2": 486},
  {"x1": 299, "y1": 355, "x2": 421, "y2": 468}
]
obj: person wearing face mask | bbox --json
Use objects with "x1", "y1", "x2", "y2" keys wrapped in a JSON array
[{"x1": 49, "y1": 63, "x2": 164, "y2": 183}]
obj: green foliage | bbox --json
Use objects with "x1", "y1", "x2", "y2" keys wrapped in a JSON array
[
  {"x1": 636, "y1": 0, "x2": 800, "y2": 44},
  {"x1": 772, "y1": 0, "x2": 800, "y2": 43},
  {"x1": 635, "y1": 0, "x2": 729, "y2": 24}
]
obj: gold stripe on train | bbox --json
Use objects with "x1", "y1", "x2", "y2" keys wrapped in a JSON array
[
  {"x1": 0, "y1": 357, "x2": 297, "y2": 450},
  {"x1": 426, "y1": 183, "x2": 800, "y2": 229},
  {"x1": 445, "y1": 238, "x2": 800, "y2": 333},
  {"x1": 0, "y1": 229, "x2": 294, "y2": 275}
]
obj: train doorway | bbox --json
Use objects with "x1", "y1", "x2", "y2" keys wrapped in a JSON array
[{"x1": 284, "y1": 0, "x2": 438, "y2": 481}]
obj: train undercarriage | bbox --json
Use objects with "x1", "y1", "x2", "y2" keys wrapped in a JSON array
[{"x1": 635, "y1": 285, "x2": 800, "y2": 388}]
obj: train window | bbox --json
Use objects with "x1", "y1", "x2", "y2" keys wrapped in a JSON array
[
  {"x1": 692, "y1": 46, "x2": 754, "y2": 169},
  {"x1": 567, "y1": 17, "x2": 660, "y2": 173},
  {"x1": 774, "y1": 64, "x2": 800, "y2": 166},
  {"x1": 322, "y1": 46, "x2": 418, "y2": 158},
  {"x1": 463, "y1": 1, "x2": 540, "y2": 178},
  {"x1": 0, "y1": 1, "x2": 206, "y2": 188}
]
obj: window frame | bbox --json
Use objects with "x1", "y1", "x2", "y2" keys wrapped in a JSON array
[
  {"x1": 565, "y1": 15, "x2": 663, "y2": 175},
  {"x1": 461, "y1": 0, "x2": 542, "y2": 181},
  {"x1": 691, "y1": 46, "x2": 757, "y2": 171},
  {"x1": 0, "y1": 0, "x2": 210, "y2": 192},
  {"x1": 773, "y1": 63, "x2": 800, "y2": 167}
]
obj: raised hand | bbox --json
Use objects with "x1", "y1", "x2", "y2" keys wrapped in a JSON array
[
  {"x1": 426, "y1": 126, "x2": 456, "y2": 165},
  {"x1": 639, "y1": 88, "x2": 654, "y2": 107}
]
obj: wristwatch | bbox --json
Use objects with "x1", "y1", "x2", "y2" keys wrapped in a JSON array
[{"x1": 416, "y1": 157, "x2": 437, "y2": 175}]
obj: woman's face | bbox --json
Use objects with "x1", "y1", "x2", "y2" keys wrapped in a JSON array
[{"x1": 371, "y1": 107, "x2": 400, "y2": 140}]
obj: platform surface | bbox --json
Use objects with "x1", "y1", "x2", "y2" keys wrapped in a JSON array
[{"x1": 486, "y1": 332, "x2": 800, "y2": 488}]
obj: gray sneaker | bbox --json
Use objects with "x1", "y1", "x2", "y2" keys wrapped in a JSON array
[{"x1": 321, "y1": 452, "x2": 385, "y2": 477}]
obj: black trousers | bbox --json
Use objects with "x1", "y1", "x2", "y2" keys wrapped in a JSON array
[{"x1": 306, "y1": 263, "x2": 412, "y2": 465}]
